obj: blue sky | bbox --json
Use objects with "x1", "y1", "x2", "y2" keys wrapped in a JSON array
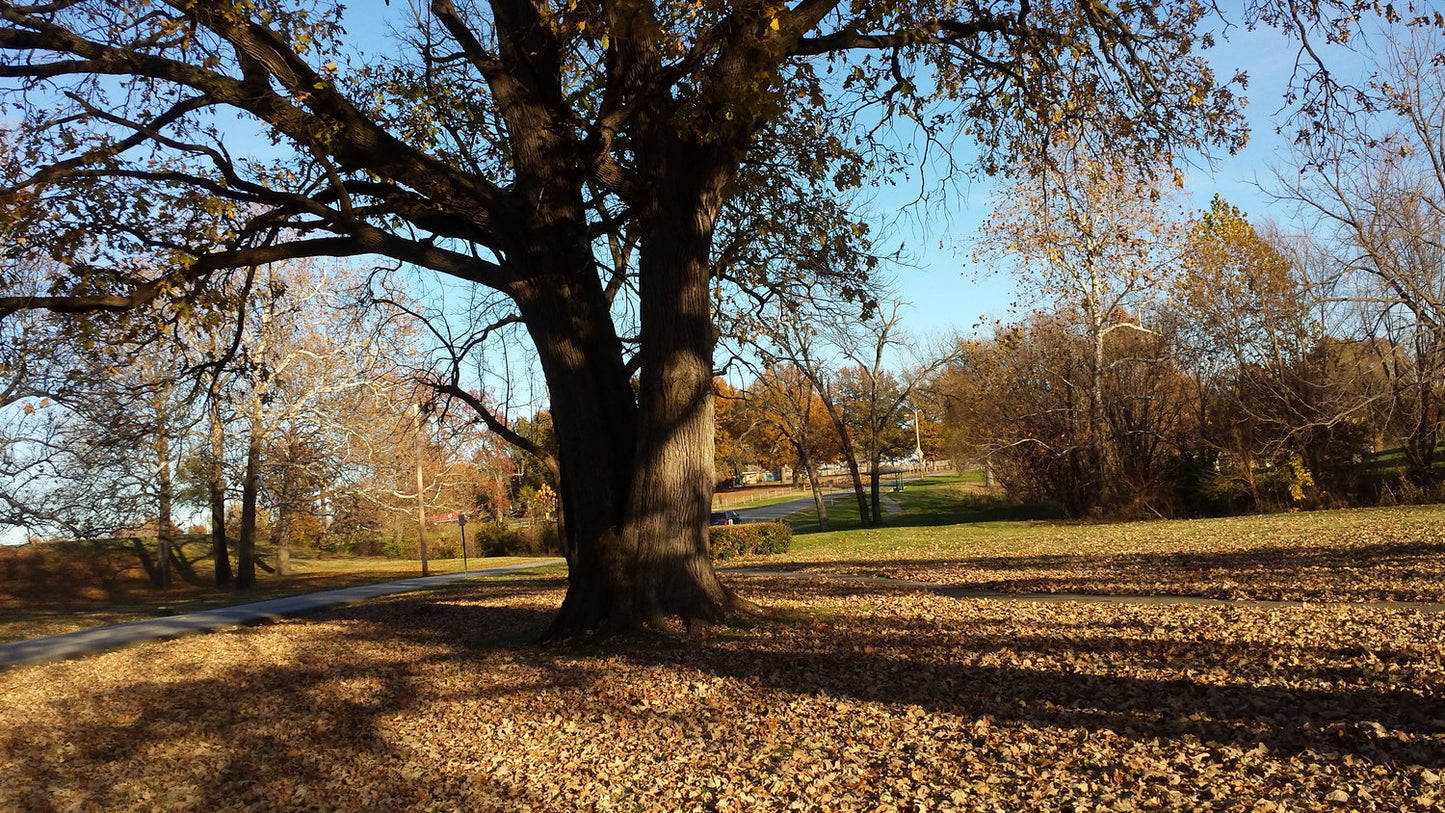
[{"x1": 886, "y1": 18, "x2": 1374, "y2": 339}]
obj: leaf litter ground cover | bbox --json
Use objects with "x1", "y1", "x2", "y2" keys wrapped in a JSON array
[{"x1": 2, "y1": 573, "x2": 1442, "y2": 812}]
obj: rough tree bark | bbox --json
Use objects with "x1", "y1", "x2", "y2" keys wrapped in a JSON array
[
  {"x1": 525, "y1": 173, "x2": 756, "y2": 635},
  {"x1": 516, "y1": 271, "x2": 642, "y2": 637},
  {"x1": 620, "y1": 150, "x2": 754, "y2": 631}
]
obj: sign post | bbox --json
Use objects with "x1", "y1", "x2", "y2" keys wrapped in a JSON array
[{"x1": 457, "y1": 513, "x2": 469, "y2": 573}]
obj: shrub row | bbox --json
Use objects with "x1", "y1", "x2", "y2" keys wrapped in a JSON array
[
  {"x1": 376, "y1": 521, "x2": 562, "y2": 559},
  {"x1": 708, "y1": 522, "x2": 791, "y2": 560},
  {"x1": 0, "y1": 544, "x2": 127, "y2": 601},
  {"x1": 471, "y1": 521, "x2": 562, "y2": 557}
]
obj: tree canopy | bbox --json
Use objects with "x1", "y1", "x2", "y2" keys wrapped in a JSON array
[{"x1": 0, "y1": 0, "x2": 1406, "y2": 635}]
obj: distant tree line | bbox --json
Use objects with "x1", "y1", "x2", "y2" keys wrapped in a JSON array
[{"x1": 928, "y1": 31, "x2": 1445, "y2": 518}]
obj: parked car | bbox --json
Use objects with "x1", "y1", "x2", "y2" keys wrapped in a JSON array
[{"x1": 709, "y1": 510, "x2": 740, "y2": 526}]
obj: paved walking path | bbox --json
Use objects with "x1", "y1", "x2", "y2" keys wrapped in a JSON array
[
  {"x1": 735, "y1": 491, "x2": 903, "y2": 524},
  {"x1": 722, "y1": 567, "x2": 1445, "y2": 613},
  {"x1": 0, "y1": 560, "x2": 564, "y2": 670}
]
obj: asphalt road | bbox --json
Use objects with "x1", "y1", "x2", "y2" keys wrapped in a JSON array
[{"x1": 732, "y1": 492, "x2": 840, "y2": 523}]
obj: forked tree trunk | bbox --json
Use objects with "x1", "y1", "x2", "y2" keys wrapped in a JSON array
[
  {"x1": 530, "y1": 163, "x2": 752, "y2": 636},
  {"x1": 475, "y1": 32, "x2": 794, "y2": 635}
]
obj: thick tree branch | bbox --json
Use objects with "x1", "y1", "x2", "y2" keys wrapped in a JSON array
[
  {"x1": 0, "y1": 230, "x2": 505, "y2": 318},
  {"x1": 0, "y1": 2, "x2": 509, "y2": 235},
  {"x1": 435, "y1": 381, "x2": 560, "y2": 483}
]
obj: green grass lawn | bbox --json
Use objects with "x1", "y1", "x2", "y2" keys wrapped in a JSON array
[{"x1": 778, "y1": 474, "x2": 1054, "y2": 539}]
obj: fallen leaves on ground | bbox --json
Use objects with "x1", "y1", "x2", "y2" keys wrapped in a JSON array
[
  {"x1": 756, "y1": 506, "x2": 1445, "y2": 603},
  {"x1": 2, "y1": 575, "x2": 1442, "y2": 812}
]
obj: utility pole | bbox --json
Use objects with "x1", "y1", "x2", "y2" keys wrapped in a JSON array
[{"x1": 913, "y1": 409, "x2": 924, "y2": 468}]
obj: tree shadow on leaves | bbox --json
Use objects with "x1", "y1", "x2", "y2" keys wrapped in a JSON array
[
  {"x1": 624, "y1": 578, "x2": 1445, "y2": 769},
  {"x1": 2, "y1": 579, "x2": 576, "y2": 812},
  {"x1": 7, "y1": 570, "x2": 1442, "y2": 812}
]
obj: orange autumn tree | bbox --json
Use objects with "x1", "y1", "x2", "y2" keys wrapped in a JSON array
[{"x1": 745, "y1": 362, "x2": 840, "y2": 529}]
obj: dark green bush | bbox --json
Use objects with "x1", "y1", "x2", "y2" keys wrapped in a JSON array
[
  {"x1": 514, "y1": 523, "x2": 562, "y2": 555},
  {"x1": 471, "y1": 521, "x2": 562, "y2": 557},
  {"x1": 472, "y1": 521, "x2": 517, "y2": 557},
  {"x1": 708, "y1": 522, "x2": 791, "y2": 560}
]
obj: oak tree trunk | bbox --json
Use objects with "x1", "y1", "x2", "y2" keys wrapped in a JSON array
[
  {"x1": 619, "y1": 189, "x2": 748, "y2": 631},
  {"x1": 513, "y1": 269, "x2": 640, "y2": 637},
  {"x1": 530, "y1": 155, "x2": 752, "y2": 636}
]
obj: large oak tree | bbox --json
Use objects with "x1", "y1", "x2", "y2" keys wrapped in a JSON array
[{"x1": 0, "y1": 0, "x2": 1387, "y2": 635}]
